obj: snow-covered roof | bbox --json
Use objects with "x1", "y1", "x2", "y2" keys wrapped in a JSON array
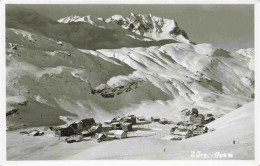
[
  {"x1": 96, "y1": 133, "x2": 105, "y2": 139},
  {"x1": 114, "y1": 130, "x2": 125, "y2": 135},
  {"x1": 90, "y1": 126, "x2": 99, "y2": 130},
  {"x1": 81, "y1": 130, "x2": 91, "y2": 134},
  {"x1": 111, "y1": 122, "x2": 120, "y2": 125},
  {"x1": 173, "y1": 129, "x2": 191, "y2": 136},
  {"x1": 121, "y1": 122, "x2": 132, "y2": 126}
]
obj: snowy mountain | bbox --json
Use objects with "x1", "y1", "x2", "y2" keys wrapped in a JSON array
[
  {"x1": 5, "y1": 6, "x2": 255, "y2": 160},
  {"x1": 6, "y1": 6, "x2": 177, "y2": 50},
  {"x1": 236, "y1": 48, "x2": 254, "y2": 58},
  {"x1": 79, "y1": 43, "x2": 254, "y2": 117},
  {"x1": 57, "y1": 13, "x2": 191, "y2": 43},
  {"x1": 105, "y1": 13, "x2": 190, "y2": 43},
  {"x1": 6, "y1": 26, "x2": 254, "y2": 130},
  {"x1": 6, "y1": 11, "x2": 254, "y2": 130},
  {"x1": 57, "y1": 15, "x2": 106, "y2": 29}
]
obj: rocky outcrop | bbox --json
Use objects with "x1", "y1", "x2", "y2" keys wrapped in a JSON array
[
  {"x1": 6, "y1": 108, "x2": 19, "y2": 116},
  {"x1": 92, "y1": 79, "x2": 144, "y2": 98}
]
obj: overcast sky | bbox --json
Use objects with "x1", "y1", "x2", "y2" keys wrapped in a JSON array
[{"x1": 18, "y1": 4, "x2": 254, "y2": 51}]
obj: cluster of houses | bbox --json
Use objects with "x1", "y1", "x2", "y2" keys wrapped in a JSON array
[
  {"x1": 169, "y1": 108, "x2": 216, "y2": 140},
  {"x1": 46, "y1": 114, "x2": 138, "y2": 143},
  {"x1": 21, "y1": 107, "x2": 216, "y2": 143}
]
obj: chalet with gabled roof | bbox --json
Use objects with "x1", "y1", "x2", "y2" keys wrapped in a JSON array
[
  {"x1": 172, "y1": 128, "x2": 193, "y2": 140},
  {"x1": 192, "y1": 126, "x2": 208, "y2": 136}
]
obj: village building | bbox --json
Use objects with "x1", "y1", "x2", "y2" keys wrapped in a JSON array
[
  {"x1": 193, "y1": 126, "x2": 208, "y2": 136},
  {"x1": 172, "y1": 128, "x2": 193, "y2": 140},
  {"x1": 102, "y1": 124, "x2": 113, "y2": 132},
  {"x1": 159, "y1": 118, "x2": 168, "y2": 124},
  {"x1": 95, "y1": 133, "x2": 106, "y2": 142},
  {"x1": 186, "y1": 125, "x2": 196, "y2": 131},
  {"x1": 81, "y1": 118, "x2": 96, "y2": 128},
  {"x1": 81, "y1": 130, "x2": 94, "y2": 137},
  {"x1": 112, "y1": 117, "x2": 124, "y2": 123},
  {"x1": 111, "y1": 122, "x2": 122, "y2": 130},
  {"x1": 56, "y1": 126, "x2": 75, "y2": 137},
  {"x1": 128, "y1": 115, "x2": 137, "y2": 124},
  {"x1": 114, "y1": 130, "x2": 127, "y2": 139},
  {"x1": 111, "y1": 115, "x2": 137, "y2": 124},
  {"x1": 121, "y1": 122, "x2": 133, "y2": 131},
  {"x1": 104, "y1": 120, "x2": 112, "y2": 124},
  {"x1": 68, "y1": 122, "x2": 81, "y2": 133},
  {"x1": 170, "y1": 127, "x2": 177, "y2": 135},
  {"x1": 65, "y1": 118, "x2": 96, "y2": 135},
  {"x1": 123, "y1": 116, "x2": 136, "y2": 124},
  {"x1": 90, "y1": 125, "x2": 102, "y2": 133},
  {"x1": 190, "y1": 114, "x2": 205, "y2": 124},
  {"x1": 151, "y1": 116, "x2": 160, "y2": 122},
  {"x1": 137, "y1": 116, "x2": 145, "y2": 121}
]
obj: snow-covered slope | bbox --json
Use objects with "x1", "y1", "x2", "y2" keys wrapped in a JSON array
[
  {"x1": 6, "y1": 28, "x2": 171, "y2": 130},
  {"x1": 79, "y1": 43, "x2": 254, "y2": 116},
  {"x1": 234, "y1": 48, "x2": 254, "y2": 71},
  {"x1": 6, "y1": 8, "x2": 254, "y2": 133},
  {"x1": 236, "y1": 48, "x2": 254, "y2": 58},
  {"x1": 207, "y1": 102, "x2": 254, "y2": 130}
]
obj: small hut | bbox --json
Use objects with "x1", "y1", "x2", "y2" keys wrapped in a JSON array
[
  {"x1": 151, "y1": 116, "x2": 160, "y2": 122},
  {"x1": 58, "y1": 126, "x2": 75, "y2": 137},
  {"x1": 95, "y1": 133, "x2": 106, "y2": 142},
  {"x1": 137, "y1": 116, "x2": 145, "y2": 121},
  {"x1": 159, "y1": 118, "x2": 168, "y2": 124},
  {"x1": 114, "y1": 130, "x2": 127, "y2": 139}
]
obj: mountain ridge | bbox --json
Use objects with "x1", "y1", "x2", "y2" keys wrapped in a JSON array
[{"x1": 57, "y1": 13, "x2": 191, "y2": 43}]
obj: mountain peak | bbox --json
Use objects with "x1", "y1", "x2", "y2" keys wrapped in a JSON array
[
  {"x1": 57, "y1": 13, "x2": 191, "y2": 43},
  {"x1": 106, "y1": 13, "x2": 190, "y2": 43}
]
